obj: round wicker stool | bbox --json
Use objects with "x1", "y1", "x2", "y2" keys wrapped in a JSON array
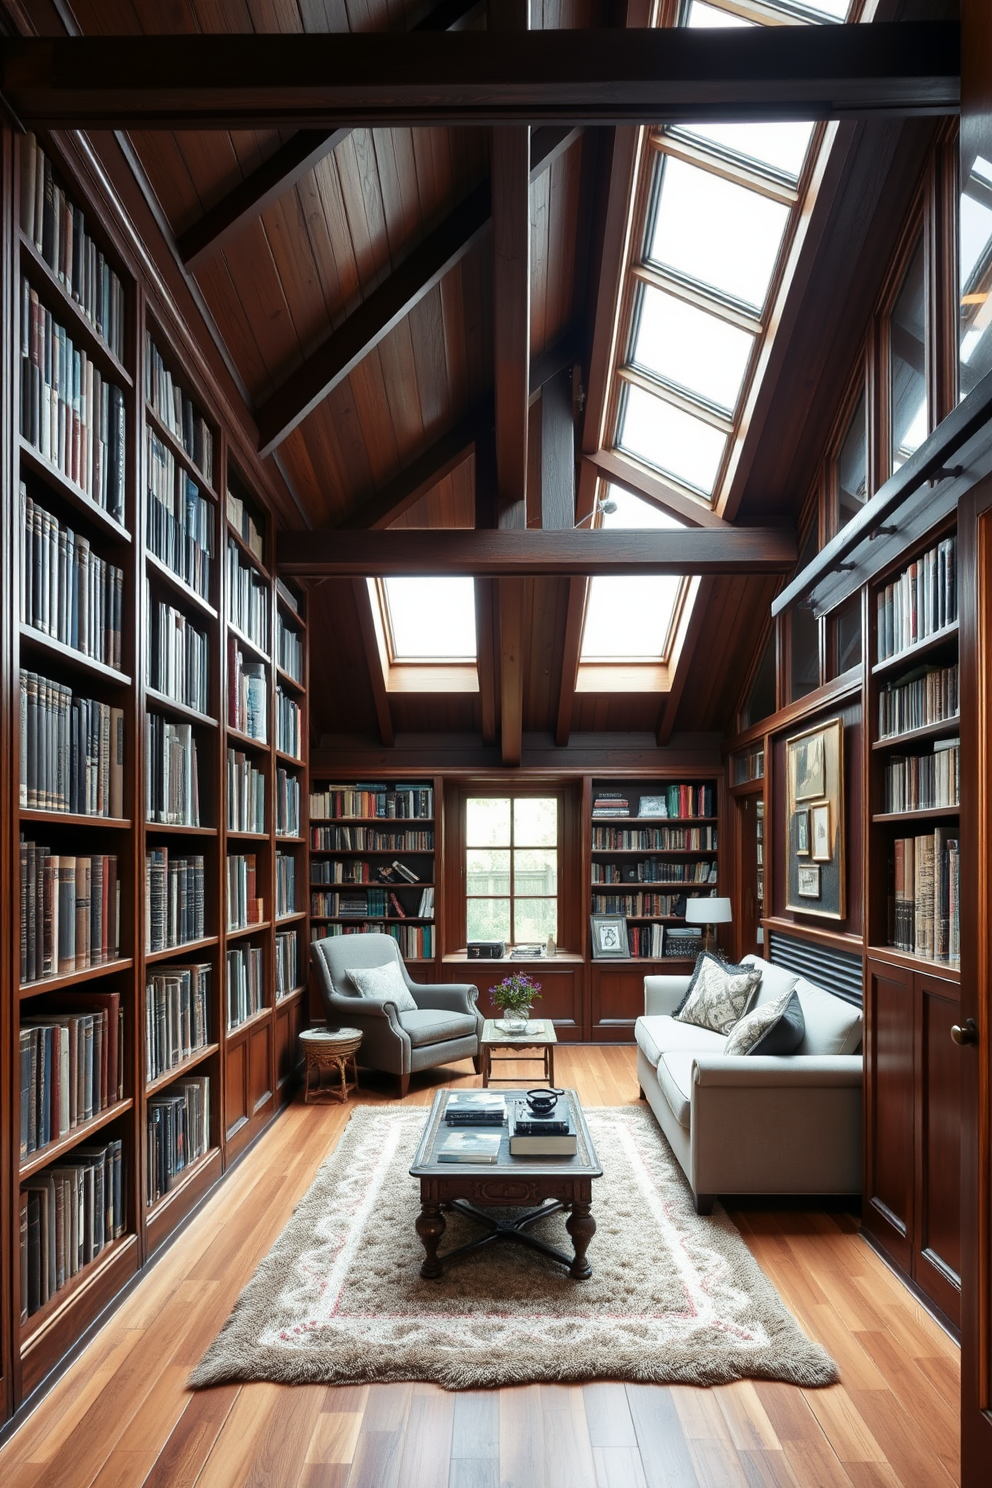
[{"x1": 300, "y1": 1028, "x2": 362, "y2": 1104}]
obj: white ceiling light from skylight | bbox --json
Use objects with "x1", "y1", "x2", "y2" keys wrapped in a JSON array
[
  {"x1": 688, "y1": 0, "x2": 849, "y2": 20},
  {"x1": 600, "y1": 485, "x2": 684, "y2": 530},
  {"x1": 618, "y1": 383, "x2": 727, "y2": 496},
  {"x1": 381, "y1": 576, "x2": 477, "y2": 661},
  {"x1": 581, "y1": 576, "x2": 684, "y2": 661},
  {"x1": 674, "y1": 120, "x2": 815, "y2": 184},
  {"x1": 647, "y1": 157, "x2": 790, "y2": 313},
  {"x1": 631, "y1": 284, "x2": 755, "y2": 415}
]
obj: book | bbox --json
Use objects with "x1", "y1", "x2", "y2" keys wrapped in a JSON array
[
  {"x1": 445, "y1": 1092, "x2": 507, "y2": 1125},
  {"x1": 509, "y1": 1111, "x2": 578, "y2": 1157},
  {"x1": 437, "y1": 1131, "x2": 503, "y2": 1164}
]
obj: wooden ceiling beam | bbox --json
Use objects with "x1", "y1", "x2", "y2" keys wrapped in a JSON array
[
  {"x1": 2, "y1": 25, "x2": 959, "y2": 128},
  {"x1": 583, "y1": 450, "x2": 731, "y2": 529},
  {"x1": 555, "y1": 576, "x2": 587, "y2": 748},
  {"x1": 351, "y1": 579, "x2": 394, "y2": 748},
  {"x1": 176, "y1": 0, "x2": 482, "y2": 274},
  {"x1": 498, "y1": 577, "x2": 525, "y2": 767},
  {"x1": 276, "y1": 526, "x2": 797, "y2": 576},
  {"x1": 255, "y1": 124, "x2": 577, "y2": 457}
]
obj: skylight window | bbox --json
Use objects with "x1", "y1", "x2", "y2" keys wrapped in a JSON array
[
  {"x1": 648, "y1": 158, "x2": 789, "y2": 313},
  {"x1": 631, "y1": 284, "x2": 755, "y2": 415},
  {"x1": 600, "y1": 485, "x2": 684, "y2": 530},
  {"x1": 959, "y1": 157, "x2": 992, "y2": 395},
  {"x1": 580, "y1": 490, "x2": 687, "y2": 664},
  {"x1": 673, "y1": 121, "x2": 814, "y2": 184},
  {"x1": 618, "y1": 384, "x2": 727, "y2": 495},
  {"x1": 380, "y1": 576, "x2": 476, "y2": 661}
]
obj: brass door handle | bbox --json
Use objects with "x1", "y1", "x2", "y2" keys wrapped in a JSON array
[{"x1": 951, "y1": 1019, "x2": 979, "y2": 1047}]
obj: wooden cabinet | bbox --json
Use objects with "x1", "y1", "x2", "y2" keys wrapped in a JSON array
[
  {"x1": 439, "y1": 956, "x2": 584, "y2": 1041},
  {"x1": 864, "y1": 955, "x2": 961, "y2": 1326}
]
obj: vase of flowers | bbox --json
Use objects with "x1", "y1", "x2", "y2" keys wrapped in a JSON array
[{"x1": 490, "y1": 973, "x2": 542, "y2": 1033}]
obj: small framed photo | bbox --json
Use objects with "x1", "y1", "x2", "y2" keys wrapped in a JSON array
[
  {"x1": 797, "y1": 864, "x2": 821, "y2": 899},
  {"x1": 811, "y1": 803, "x2": 831, "y2": 862},
  {"x1": 590, "y1": 914, "x2": 628, "y2": 959},
  {"x1": 794, "y1": 808, "x2": 810, "y2": 856},
  {"x1": 622, "y1": 865, "x2": 639, "y2": 884},
  {"x1": 637, "y1": 795, "x2": 668, "y2": 818}
]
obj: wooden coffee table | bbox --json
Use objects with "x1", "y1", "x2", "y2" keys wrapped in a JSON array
[
  {"x1": 409, "y1": 1088, "x2": 602, "y2": 1281},
  {"x1": 479, "y1": 1017, "x2": 557, "y2": 1088}
]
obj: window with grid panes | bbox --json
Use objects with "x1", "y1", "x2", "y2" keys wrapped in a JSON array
[{"x1": 465, "y1": 797, "x2": 558, "y2": 946}]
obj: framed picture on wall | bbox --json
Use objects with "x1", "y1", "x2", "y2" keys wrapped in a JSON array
[
  {"x1": 795, "y1": 809, "x2": 810, "y2": 855},
  {"x1": 797, "y1": 864, "x2": 821, "y2": 898},
  {"x1": 793, "y1": 731, "x2": 826, "y2": 800},
  {"x1": 811, "y1": 803, "x2": 831, "y2": 861},
  {"x1": 786, "y1": 717, "x2": 845, "y2": 918},
  {"x1": 590, "y1": 914, "x2": 628, "y2": 959}
]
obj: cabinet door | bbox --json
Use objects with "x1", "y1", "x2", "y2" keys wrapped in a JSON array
[
  {"x1": 915, "y1": 971, "x2": 962, "y2": 1324},
  {"x1": 865, "y1": 958, "x2": 915, "y2": 1272}
]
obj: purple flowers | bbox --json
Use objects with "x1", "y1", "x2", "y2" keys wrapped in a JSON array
[{"x1": 490, "y1": 974, "x2": 542, "y2": 1014}]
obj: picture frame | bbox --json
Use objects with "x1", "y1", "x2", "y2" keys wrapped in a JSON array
[
  {"x1": 794, "y1": 808, "x2": 810, "y2": 855},
  {"x1": 797, "y1": 864, "x2": 821, "y2": 898},
  {"x1": 590, "y1": 914, "x2": 628, "y2": 960},
  {"x1": 793, "y1": 730, "x2": 826, "y2": 801},
  {"x1": 811, "y1": 803, "x2": 831, "y2": 862},
  {"x1": 637, "y1": 795, "x2": 668, "y2": 818}
]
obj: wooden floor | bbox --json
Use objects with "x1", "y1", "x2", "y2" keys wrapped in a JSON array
[{"x1": 0, "y1": 1046, "x2": 961, "y2": 1488}]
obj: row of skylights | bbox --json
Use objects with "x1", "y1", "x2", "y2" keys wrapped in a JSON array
[{"x1": 960, "y1": 155, "x2": 992, "y2": 397}]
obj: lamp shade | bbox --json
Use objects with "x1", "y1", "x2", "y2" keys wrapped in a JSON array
[{"x1": 684, "y1": 896, "x2": 732, "y2": 924}]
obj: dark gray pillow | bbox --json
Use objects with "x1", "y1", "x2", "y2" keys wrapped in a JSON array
[
  {"x1": 724, "y1": 988, "x2": 806, "y2": 1057},
  {"x1": 673, "y1": 951, "x2": 763, "y2": 1036}
]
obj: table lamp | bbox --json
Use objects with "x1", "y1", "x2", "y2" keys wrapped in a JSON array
[{"x1": 684, "y1": 897, "x2": 733, "y2": 954}]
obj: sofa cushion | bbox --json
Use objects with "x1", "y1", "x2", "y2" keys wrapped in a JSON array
[
  {"x1": 674, "y1": 952, "x2": 762, "y2": 1035},
  {"x1": 739, "y1": 954, "x2": 800, "y2": 1008},
  {"x1": 656, "y1": 1051, "x2": 698, "y2": 1129},
  {"x1": 635, "y1": 1014, "x2": 727, "y2": 1069},
  {"x1": 397, "y1": 1009, "x2": 478, "y2": 1047},
  {"x1": 347, "y1": 961, "x2": 418, "y2": 1011},
  {"x1": 794, "y1": 979, "x2": 863, "y2": 1055},
  {"x1": 724, "y1": 988, "x2": 806, "y2": 1056}
]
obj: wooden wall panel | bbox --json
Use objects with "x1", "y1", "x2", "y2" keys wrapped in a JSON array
[
  {"x1": 916, "y1": 970, "x2": 962, "y2": 1321},
  {"x1": 864, "y1": 958, "x2": 915, "y2": 1274}
]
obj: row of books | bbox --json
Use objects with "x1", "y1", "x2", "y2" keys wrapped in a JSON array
[
  {"x1": 591, "y1": 892, "x2": 693, "y2": 918},
  {"x1": 19, "y1": 670, "x2": 125, "y2": 817},
  {"x1": 883, "y1": 740, "x2": 960, "y2": 813},
  {"x1": 276, "y1": 687, "x2": 303, "y2": 759},
  {"x1": 591, "y1": 826, "x2": 718, "y2": 851},
  {"x1": 592, "y1": 858, "x2": 717, "y2": 885},
  {"x1": 148, "y1": 597, "x2": 210, "y2": 714},
  {"x1": 20, "y1": 280, "x2": 127, "y2": 520},
  {"x1": 19, "y1": 994, "x2": 123, "y2": 1157},
  {"x1": 146, "y1": 964, "x2": 211, "y2": 1083},
  {"x1": 227, "y1": 854, "x2": 264, "y2": 931},
  {"x1": 226, "y1": 488, "x2": 264, "y2": 564},
  {"x1": 20, "y1": 843, "x2": 121, "y2": 983},
  {"x1": 276, "y1": 853, "x2": 296, "y2": 918},
  {"x1": 145, "y1": 849, "x2": 205, "y2": 953},
  {"x1": 877, "y1": 535, "x2": 958, "y2": 662},
  {"x1": 147, "y1": 432, "x2": 213, "y2": 601},
  {"x1": 227, "y1": 945, "x2": 264, "y2": 1029},
  {"x1": 311, "y1": 922, "x2": 434, "y2": 958},
  {"x1": 20, "y1": 487, "x2": 125, "y2": 669},
  {"x1": 228, "y1": 641, "x2": 267, "y2": 741},
  {"x1": 309, "y1": 786, "x2": 434, "y2": 820},
  {"x1": 889, "y1": 828, "x2": 960, "y2": 963},
  {"x1": 275, "y1": 930, "x2": 299, "y2": 999},
  {"x1": 147, "y1": 715, "x2": 201, "y2": 827},
  {"x1": 228, "y1": 748, "x2": 265, "y2": 834},
  {"x1": 20, "y1": 1140, "x2": 125, "y2": 1320},
  {"x1": 878, "y1": 662, "x2": 959, "y2": 738},
  {"x1": 276, "y1": 578, "x2": 300, "y2": 614},
  {"x1": 310, "y1": 826, "x2": 434, "y2": 851},
  {"x1": 276, "y1": 615, "x2": 303, "y2": 682},
  {"x1": 20, "y1": 135, "x2": 127, "y2": 361},
  {"x1": 147, "y1": 1077, "x2": 210, "y2": 1206},
  {"x1": 310, "y1": 858, "x2": 423, "y2": 885},
  {"x1": 591, "y1": 785, "x2": 715, "y2": 820},
  {"x1": 310, "y1": 886, "x2": 434, "y2": 919},
  {"x1": 276, "y1": 767, "x2": 301, "y2": 837},
  {"x1": 227, "y1": 538, "x2": 269, "y2": 650},
  {"x1": 145, "y1": 334, "x2": 215, "y2": 484},
  {"x1": 624, "y1": 924, "x2": 668, "y2": 958}
]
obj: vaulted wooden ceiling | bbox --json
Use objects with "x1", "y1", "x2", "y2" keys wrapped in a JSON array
[{"x1": 7, "y1": 0, "x2": 946, "y2": 757}]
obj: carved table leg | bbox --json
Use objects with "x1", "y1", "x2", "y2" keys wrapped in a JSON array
[
  {"x1": 566, "y1": 1202, "x2": 595, "y2": 1280},
  {"x1": 416, "y1": 1202, "x2": 447, "y2": 1279}
]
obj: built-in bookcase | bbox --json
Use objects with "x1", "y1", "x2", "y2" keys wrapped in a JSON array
[{"x1": 0, "y1": 132, "x2": 309, "y2": 1418}]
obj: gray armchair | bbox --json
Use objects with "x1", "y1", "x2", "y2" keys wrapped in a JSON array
[{"x1": 310, "y1": 933, "x2": 483, "y2": 1097}]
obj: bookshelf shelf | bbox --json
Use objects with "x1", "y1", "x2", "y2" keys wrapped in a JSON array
[
  {"x1": 225, "y1": 519, "x2": 271, "y2": 581},
  {"x1": 226, "y1": 829, "x2": 267, "y2": 840},
  {"x1": 277, "y1": 835, "x2": 306, "y2": 845},
  {"x1": 144, "y1": 549, "x2": 218, "y2": 621},
  {"x1": 19, "y1": 231, "x2": 133, "y2": 388},
  {"x1": 276, "y1": 910, "x2": 307, "y2": 925},
  {"x1": 145, "y1": 1146, "x2": 221, "y2": 1221},
  {"x1": 588, "y1": 847, "x2": 715, "y2": 856},
  {"x1": 275, "y1": 984, "x2": 306, "y2": 1006},
  {"x1": 275, "y1": 747, "x2": 304, "y2": 767},
  {"x1": 226, "y1": 726, "x2": 270, "y2": 753},
  {"x1": 145, "y1": 937, "x2": 218, "y2": 965},
  {"x1": 146, "y1": 822, "x2": 217, "y2": 837},
  {"x1": 144, "y1": 689, "x2": 217, "y2": 730},
  {"x1": 227, "y1": 620, "x2": 270, "y2": 665},
  {"x1": 19, "y1": 1234, "x2": 138, "y2": 1351},
  {"x1": 19, "y1": 440, "x2": 132, "y2": 545},
  {"x1": 276, "y1": 589, "x2": 306, "y2": 627},
  {"x1": 19, "y1": 958, "x2": 133, "y2": 999},
  {"x1": 226, "y1": 1005, "x2": 272, "y2": 1040},
  {"x1": 226, "y1": 920, "x2": 271, "y2": 940},
  {"x1": 871, "y1": 621, "x2": 959, "y2": 678},
  {"x1": 20, "y1": 625, "x2": 131, "y2": 687},
  {"x1": 276, "y1": 668, "x2": 305, "y2": 696},
  {"x1": 310, "y1": 817, "x2": 435, "y2": 826},
  {"x1": 872, "y1": 717, "x2": 961, "y2": 750},
  {"x1": 18, "y1": 1099, "x2": 134, "y2": 1182},
  {"x1": 872, "y1": 807, "x2": 960, "y2": 823},
  {"x1": 145, "y1": 402, "x2": 219, "y2": 503},
  {"x1": 145, "y1": 1045, "x2": 221, "y2": 1096},
  {"x1": 19, "y1": 810, "x2": 132, "y2": 829}
]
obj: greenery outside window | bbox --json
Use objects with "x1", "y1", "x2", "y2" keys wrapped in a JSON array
[{"x1": 465, "y1": 796, "x2": 558, "y2": 946}]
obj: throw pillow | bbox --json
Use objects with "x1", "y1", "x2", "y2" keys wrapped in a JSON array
[
  {"x1": 724, "y1": 988, "x2": 806, "y2": 1056},
  {"x1": 673, "y1": 952, "x2": 763, "y2": 1036},
  {"x1": 347, "y1": 961, "x2": 418, "y2": 1012}
]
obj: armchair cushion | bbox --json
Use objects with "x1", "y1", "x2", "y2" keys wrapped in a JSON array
[
  {"x1": 673, "y1": 952, "x2": 762, "y2": 1035},
  {"x1": 398, "y1": 1009, "x2": 479, "y2": 1048},
  {"x1": 724, "y1": 988, "x2": 805, "y2": 1057},
  {"x1": 346, "y1": 960, "x2": 418, "y2": 1011}
]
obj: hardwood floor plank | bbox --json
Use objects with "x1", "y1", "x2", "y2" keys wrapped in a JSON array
[
  {"x1": 303, "y1": 1409, "x2": 367, "y2": 1465},
  {"x1": 195, "y1": 1382, "x2": 326, "y2": 1488},
  {"x1": 803, "y1": 1388, "x2": 888, "y2": 1463},
  {"x1": 451, "y1": 1389, "x2": 498, "y2": 1459},
  {"x1": 848, "y1": 1388, "x2": 959, "y2": 1488},
  {"x1": 625, "y1": 1385, "x2": 700, "y2": 1488},
  {"x1": 715, "y1": 1381, "x2": 782, "y2": 1452},
  {"x1": 736, "y1": 1448, "x2": 806, "y2": 1487},
  {"x1": 583, "y1": 1382, "x2": 638, "y2": 1447},
  {"x1": 141, "y1": 1385, "x2": 241, "y2": 1488},
  {"x1": 541, "y1": 1385, "x2": 598, "y2": 1488},
  {"x1": 592, "y1": 1444, "x2": 649, "y2": 1488},
  {"x1": 395, "y1": 1388, "x2": 454, "y2": 1488},
  {"x1": 498, "y1": 1384, "x2": 546, "y2": 1488}
]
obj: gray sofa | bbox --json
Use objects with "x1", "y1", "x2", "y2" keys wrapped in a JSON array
[
  {"x1": 635, "y1": 953, "x2": 863, "y2": 1213},
  {"x1": 311, "y1": 933, "x2": 483, "y2": 1096}
]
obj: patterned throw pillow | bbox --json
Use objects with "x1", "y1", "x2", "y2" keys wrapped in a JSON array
[
  {"x1": 347, "y1": 962, "x2": 418, "y2": 1012},
  {"x1": 673, "y1": 952, "x2": 763, "y2": 1036},
  {"x1": 724, "y1": 988, "x2": 806, "y2": 1056}
]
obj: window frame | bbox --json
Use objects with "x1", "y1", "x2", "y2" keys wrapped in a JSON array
[{"x1": 365, "y1": 576, "x2": 480, "y2": 694}]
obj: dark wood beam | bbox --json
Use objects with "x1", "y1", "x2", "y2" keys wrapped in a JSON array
[
  {"x1": 555, "y1": 576, "x2": 587, "y2": 748},
  {"x1": 176, "y1": 0, "x2": 482, "y2": 273},
  {"x1": 475, "y1": 577, "x2": 499, "y2": 745},
  {"x1": 351, "y1": 579, "x2": 394, "y2": 747},
  {"x1": 276, "y1": 527, "x2": 797, "y2": 576},
  {"x1": 491, "y1": 0, "x2": 529, "y2": 531},
  {"x1": 2, "y1": 25, "x2": 959, "y2": 128},
  {"x1": 542, "y1": 367, "x2": 576, "y2": 531},
  {"x1": 584, "y1": 450, "x2": 730, "y2": 530},
  {"x1": 255, "y1": 124, "x2": 577, "y2": 457},
  {"x1": 498, "y1": 577, "x2": 525, "y2": 767},
  {"x1": 341, "y1": 407, "x2": 486, "y2": 530}
]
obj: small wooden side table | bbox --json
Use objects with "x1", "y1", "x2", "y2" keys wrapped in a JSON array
[
  {"x1": 479, "y1": 1018, "x2": 557, "y2": 1088},
  {"x1": 300, "y1": 1028, "x2": 362, "y2": 1104}
]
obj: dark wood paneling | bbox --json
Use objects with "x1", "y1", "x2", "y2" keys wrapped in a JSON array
[
  {"x1": 590, "y1": 965, "x2": 651, "y2": 1042},
  {"x1": 224, "y1": 1038, "x2": 250, "y2": 1142},
  {"x1": 439, "y1": 962, "x2": 584, "y2": 1041},
  {"x1": 916, "y1": 970, "x2": 962, "y2": 1323},
  {"x1": 865, "y1": 957, "x2": 915, "y2": 1274}
]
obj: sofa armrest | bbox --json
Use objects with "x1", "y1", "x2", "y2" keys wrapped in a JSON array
[
  {"x1": 644, "y1": 976, "x2": 691, "y2": 1016},
  {"x1": 411, "y1": 984, "x2": 481, "y2": 1018},
  {"x1": 692, "y1": 1054, "x2": 863, "y2": 1089}
]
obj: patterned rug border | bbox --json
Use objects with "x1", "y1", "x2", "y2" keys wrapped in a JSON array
[{"x1": 189, "y1": 1104, "x2": 839, "y2": 1392}]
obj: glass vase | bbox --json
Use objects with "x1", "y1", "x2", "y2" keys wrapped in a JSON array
[{"x1": 501, "y1": 1006, "x2": 530, "y2": 1033}]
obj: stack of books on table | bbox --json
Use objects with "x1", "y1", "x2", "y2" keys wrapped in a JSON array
[
  {"x1": 510, "y1": 1103, "x2": 578, "y2": 1157},
  {"x1": 444, "y1": 1092, "x2": 506, "y2": 1126},
  {"x1": 437, "y1": 1131, "x2": 503, "y2": 1164},
  {"x1": 592, "y1": 792, "x2": 629, "y2": 818}
]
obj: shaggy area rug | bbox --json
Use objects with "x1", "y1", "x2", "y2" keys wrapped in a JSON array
[{"x1": 190, "y1": 1104, "x2": 838, "y2": 1391}]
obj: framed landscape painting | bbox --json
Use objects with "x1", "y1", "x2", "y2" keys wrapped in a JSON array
[{"x1": 786, "y1": 717, "x2": 845, "y2": 918}]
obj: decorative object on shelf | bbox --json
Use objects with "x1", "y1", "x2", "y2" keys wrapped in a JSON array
[
  {"x1": 545, "y1": 933, "x2": 556, "y2": 958},
  {"x1": 489, "y1": 972, "x2": 542, "y2": 1033},
  {"x1": 467, "y1": 940, "x2": 506, "y2": 959},
  {"x1": 786, "y1": 717, "x2": 845, "y2": 918},
  {"x1": 683, "y1": 897, "x2": 732, "y2": 955},
  {"x1": 300, "y1": 1028, "x2": 362, "y2": 1104},
  {"x1": 524, "y1": 1087, "x2": 564, "y2": 1119},
  {"x1": 590, "y1": 913, "x2": 628, "y2": 960}
]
